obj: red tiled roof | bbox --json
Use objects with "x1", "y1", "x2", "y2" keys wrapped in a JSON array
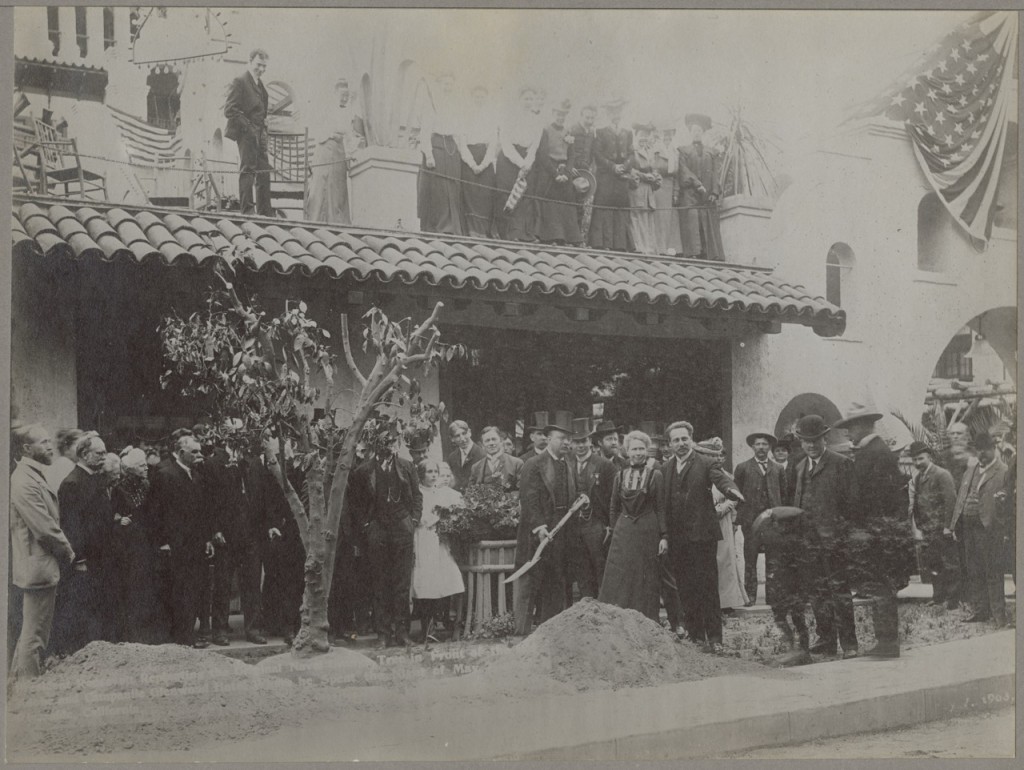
[{"x1": 11, "y1": 195, "x2": 846, "y2": 336}]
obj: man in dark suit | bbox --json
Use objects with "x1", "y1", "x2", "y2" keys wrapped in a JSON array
[
  {"x1": 224, "y1": 48, "x2": 272, "y2": 216},
  {"x1": 147, "y1": 433, "x2": 214, "y2": 647},
  {"x1": 470, "y1": 425, "x2": 525, "y2": 491},
  {"x1": 660, "y1": 421, "x2": 743, "y2": 650},
  {"x1": 566, "y1": 420, "x2": 615, "y2": 599},
  {"x1": 951, "y1": 433, "x2": 1010, "y2": 627},
  {"x1": 446, "y1": 420, "x2": 486, "y2": 492},
  {"x1": 908, "y1": 441, "x2": 959, "y2": 610},
  {"x1": 734, "y1": 432, "x2": 784, "y2": 606},
  {"x1": 792, "y1": 414, "x2": 859, "y2": 658},
  {"x1": 51, "y1": 432, "x2": 108, "y2": 656},
  {"x1": 518, "y1": 418, "x2": 548, "y2": 463},
  {"x1": 205, "y1": 443, "x2": 266, "y2": 645},
  {"x1": 347, "y1": 438, "x2": 423, "y2": 647},
  {"x1": 593, "y1": 420, "x2": 628, "y2": 470},
  {"x1": 836, "y1": 405, "x2": 912, "y2": 658},
  {"x1": 773, "y1": 433, "x2": 799, "y2": 506},
  {"x1": 252, "y1": 436, "x2": 305, "y2": 644},
  {"x1": 519, "y1": 419, "x2": 582, "y2": 627}
]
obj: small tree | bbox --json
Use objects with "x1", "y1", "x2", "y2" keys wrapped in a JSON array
[{"x1": 160, "y1": 260, "x2": 454, "y2": 656}]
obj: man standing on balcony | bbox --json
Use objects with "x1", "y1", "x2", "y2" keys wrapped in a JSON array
[
  {"x1": 224, "y1": 48, "x2": 272, "y2": 216},
  {"x1": 675, "y1": 113, "x2": 724, "y2": 260}
]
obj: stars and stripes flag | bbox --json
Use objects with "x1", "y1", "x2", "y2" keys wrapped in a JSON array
[{"x1": 855, "y1": 11, "x2": 1017, "y2": 245}]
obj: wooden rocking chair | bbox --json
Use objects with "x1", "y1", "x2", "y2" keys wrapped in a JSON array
[{"x1": 34, "y1": 119, "x2": 108, "y2": 200}]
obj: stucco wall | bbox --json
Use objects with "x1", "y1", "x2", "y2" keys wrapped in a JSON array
[
  {"x1": 730, "y1": 119, "x2": 1016, "y2": 467},
  {"x1": 10, "y1": 261, "x2": 78, "y2": 433}
]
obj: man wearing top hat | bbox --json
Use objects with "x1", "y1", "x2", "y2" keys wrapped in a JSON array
[
  {"x1": 792, "y1": 414, "x2": 859, "y2": 658},
  {"x1": 565, "y1": 419, "x2": 616, "y2": 600},
  {"x1": 835, "y1": 404, "x2": 912, "y2": 657},
  {"x1": 674, "y1": 113, "x2": 724, "y2": 260},
  {"x1": 519, "y1": 417, "x2": 583, "y2": 626},
  {"x1": 949, "y1": 432, "x2": 1009, "y2": 627},
  {"x1": 734, "y1": 432, "x2": 784, "y2": 606},
  {"x1": 908, "y1": 441, "x2": 959, "y2": 609}
]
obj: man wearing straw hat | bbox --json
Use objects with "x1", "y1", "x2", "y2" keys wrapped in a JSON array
[{"x1": 792, "y1": 414, "x2": 859, "y2": 659}]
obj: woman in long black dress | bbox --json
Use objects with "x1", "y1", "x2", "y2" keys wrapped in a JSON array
[
  {"x1": 458, "y1": 84, "x2": 498, "y2": 238},
  {"x1": 417, "y1": 72, "x2": 465, "y2": 235},
  {"x1": 598, "y1": 431, "x2": 667, "y2": 621},
  {"x1": 110, "y1": 447, "x2": 159, "y2": 642}
]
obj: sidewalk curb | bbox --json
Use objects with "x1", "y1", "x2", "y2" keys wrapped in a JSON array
[{"x1": 505, "y1": 672, "x2": 1016, "y2": 760}]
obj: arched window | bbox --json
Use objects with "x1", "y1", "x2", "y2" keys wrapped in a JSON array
[
  {"x1": 46, "y1": 7, "x2": 60, "y2": 56},
  {"x1": 103, "y1": 8, "x2": 115, "y2": 49},
  {"x1": 146, "y1": 70, "x2": 180, "y2": 131},
  {"x1": 826, "y1": 242, "x2": 854, "y2": 308},
  {"x1": 75, "y1": 6, "x2": 87, "y2": 57}
]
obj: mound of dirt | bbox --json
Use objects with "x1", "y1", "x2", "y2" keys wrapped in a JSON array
[
  {"x1": 257, "y1": 646, "x2": 379, "y2": 685},
  {"x1": 479, "y1": 598, "x2": 773, "y2": 691},
  {"x1": 8, "y1": 642, "x2": 306, "y2": 755}
]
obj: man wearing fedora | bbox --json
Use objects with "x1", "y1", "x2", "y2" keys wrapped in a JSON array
[
  {"x1": 661, "y1": 420, "x2": 743, "y2": 650},
  {"x1": 792, "y1": 414, "x2": 859, "y2": 658},
  {"x1": 593, "y1": 420, "x2": 628, "y2": 470},
  {"x1": 519, "y1": 417, "x2": 583, "y2": 627},
  {"x1": 950, "y1": 432, "x2": 1009, "y2": 627},
  {"x1": 734, "y1": 432, "x2": 784, "y2": 606},
  {"x1": 908, "y1": 441, "x2": 959, "y2": 609},
  {"x1": 674, "y1": 113, "x2": 724, "y2": 260},
  {"x1": 566, "y1": 419, "x2": 615, "y2": 600},
  {"x1": 835, "y1": 405, "x2": 912, "y2": 658},
  {"x1": 518, "y1": 415, "x2": 549, "y2": 463}
]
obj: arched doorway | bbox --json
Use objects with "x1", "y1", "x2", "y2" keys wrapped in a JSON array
[
  {"x1": 923, "y1": 307, "x2": 1017, "y2": 444},
  {"x1": 774, "y1": 392, "x2": 843, "y2": 443}
]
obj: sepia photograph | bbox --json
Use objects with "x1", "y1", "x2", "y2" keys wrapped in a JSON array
[{"x1": 4, "y1": 4, "x2": 1019, "y2": 763}]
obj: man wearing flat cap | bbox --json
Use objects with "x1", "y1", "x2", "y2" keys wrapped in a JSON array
[
  {"x1": 908, "y1": 441, "x2": 959, "y2": 609},
  {"x1": 734, "y1": 432, "x2": 783, "y2": 605},
  {"x1": 674, "y1": 113, "x2": 724, "y2": 260},
  {"x1": 950, "y1": 432, "x2": 1009, "y2": 627},
  {"x1": 836, "y1": 404, "x2": 912, "y2": 658},
  {"x1": 792, "y1": 414, "x2": 859, "y2": 658}
]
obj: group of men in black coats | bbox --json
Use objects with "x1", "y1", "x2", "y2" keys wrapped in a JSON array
[{"x1": 50, "y1": 427, "x2": 304, "y2": 656}]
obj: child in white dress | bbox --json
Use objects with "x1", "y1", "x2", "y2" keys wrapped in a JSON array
[{"x1": 411, "y1": 460, "x2": 465, "y2": 640}]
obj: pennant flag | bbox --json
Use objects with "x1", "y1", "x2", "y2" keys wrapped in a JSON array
[{"x1": 854, "y1": 11, "x2": 1017, "y2": 245}]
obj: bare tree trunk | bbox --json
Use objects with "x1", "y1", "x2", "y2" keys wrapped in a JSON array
[{"x1": 292, "y1": 461, "x2": 329, "y2": 656}]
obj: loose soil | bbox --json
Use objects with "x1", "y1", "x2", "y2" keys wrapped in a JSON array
[
  {"x1": 479, "y1": 598, "x2": 778, "y2": 692},
  {"x1": 8, "y1": 598, "x2": 1003, "y2": 758}
]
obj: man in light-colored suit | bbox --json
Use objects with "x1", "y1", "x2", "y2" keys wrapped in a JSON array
[
  {"x1": 10, "y1": 424, "x2": 75, "y2": 679},
  {"x1": 951, "y1": 432, "x2": 1010, "y2": 627}
]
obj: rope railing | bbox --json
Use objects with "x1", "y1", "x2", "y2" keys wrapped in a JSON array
[{"x1": 46, "y1": 149, "x2": 719, "y2": 213}]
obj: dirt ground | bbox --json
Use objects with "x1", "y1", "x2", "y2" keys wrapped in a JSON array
[
  {"x1": 722, "y1": 600, "x2": 1014, "y2": 662},
  {"x1": 7, "y1": 599, "x2": 779, "y2": 758}
]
